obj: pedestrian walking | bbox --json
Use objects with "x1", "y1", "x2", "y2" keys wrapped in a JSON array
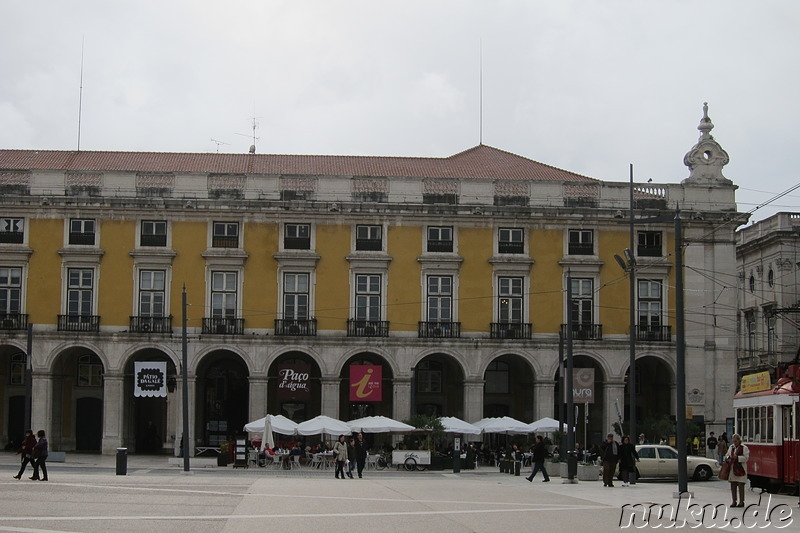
[
  {"x1": 525, "y1": 435, "x2": 550, "y2": 482},
  {"x1": 332, "y1": 434, "x2": 348, "y2": 480},
  {"x1": 724, "y1": 433, "x2": 749, "y2": 508},
  {"x1": 599, "y1": 433, "x2": 619, "y2": 487},
  {"x1": 354, "y1": 432, "x2": 367, "y2": 478},
  {"x1": 618, "y1": 435, "x2": 639, "y2": 487},
  {"x1": 706, "y1": 431, "x2": 718, "y2": 460},
  {"x1": 13, "y1": 430, "x2": 36, "y2": 480},
  {"x1": 717, "y1": 432, "x2": 728, "y2": 466},
  {"x1": 346, "y1": 437, "x2": 356, "y2": 479},
  {"x1": 29, "y1": 430, "x2": 48, "y2": 481}
]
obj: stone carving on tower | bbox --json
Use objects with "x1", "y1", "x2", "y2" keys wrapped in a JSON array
[{"x1": 682, "y1": 102, "x2": 732, "y2": 186}]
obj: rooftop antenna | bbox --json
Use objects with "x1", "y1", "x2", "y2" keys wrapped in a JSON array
[
  {"x1": 77, "y1": 37, "x2": 85, "y2": 151},
  {"x1": 479, "y1": 38, "x2": 483, "y2": 146},
  {"x1": 209, "y1": 138, "x2": 229, "y2": 153},
  {"x1": 235, "y1": 115, "x2": 260, "y2": 154}
]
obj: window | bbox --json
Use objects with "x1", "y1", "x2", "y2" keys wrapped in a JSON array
[
  {"x1": 637, "y1": 231, "x2": 662, "y2": 257},
  {"x1": 638, "y1": 280, "x2": 662, "y2": 328},
  {"x1": 498, "y1": 277, "x2": 523, "y2": 323},
  {"x1": 749, "y1": 275, "x2": 755, "y2": 293},
  {"x1": 77, "y1": 354, "x2": 103, "y2": 387},
  {"x1": 283, "y1": 273, "x2": 309, "y2": 320},
  {"x1": 485, "y1": 361, "x2": 510, "y2": 394},
  {"x1": 0, "y1": 218, "x2": 23, "y2": 244},
  {"x1": 355, "y1": 225, "x2": 382, "y2": 251},
  {"x1": 570, "y1": 278, "x2": 594, "y2": 325},
  {"x1": 211, "y1": 271, "x2": 237, "y2": 318},
  {"x1": 416, "y1": 360, "x2": 442, "y2": 393},
  {"x1": 355, "y1": 274, "x2": 381, "y2": 321},
  {"x1": 212, "y1": 222, "x2": 239, "y2": 248},
  {"x1": 568, "y1": 230, "x2": 593, "y2": 255},
  {"x1": 9, "y1": 353, "x2": 25, "y2": 385},
  {"x1": 658, "y1": 447, "x2": 678, "y2": 460},
  {"x1": 427, "y1": 226, "x2": 453, "y2": 253},
  {"x1": 768, "y1": 269, "x2": 774, "y2": 288},
  {"x1": 498, "y1": 228, "x2": 524, "y2": 254},
  {"x1": 139, "y1": 270, "x2": 166, "y2": 317},
  {"x1": 0, "y1": 267, "x2": 22, "y2": 315},
  {"x1": 426, "y1": 276, "x2": 452, "y2": 322},
  {"x1": 637, "y1": 447, "x2": 656, "y2": 459},
  {"x1": 140, "y1": 220, "x2": 167, "y2": 247},
  {"x1": 284, "y1": 224, "x2": 311, "y2": 250},
  {"x1": 746, "y1": 312, "x2": 756, "y2": 354},
  {"x1": 767, "y1": 313, "x2": 777, "y2": 353},
  {"x1": 69, "y1": 219, "x2": 96, "y2": 245},
  {"x1": 67, "y1": 268, "x2": 94, "y2": 315}
]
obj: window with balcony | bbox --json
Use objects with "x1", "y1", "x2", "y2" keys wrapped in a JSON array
[
  {"x1": 212, "y1": 222, "x2": 239, "y2": 248},
  {"x1": 427, "y1": 227, "x2": 453, "y2": 253},
  {"x1": 563, "y1": 277, "x2": 602, "y2": 340},
  {"x1": 140, "y1": 220, "x2": 167, "y2": 247},
  {"x1": 211, "y1": 271, "x2": 237, "y2": 318},
  {"x1": 568, "y1": 229, "x2": 593, "y2": 255},
  {"x1": 0, "y1": 218, "x2": 24, "y2": 244},
  {"x1": 355, "y1": 274, "x2": 381, "y2": 321},
  {"x1": 498, "y1": 228, "x2": 524, "y2": 254},
  {"x1": 67, "y1": 268, "x2": 94, "y2": 316},
  {"x1": 355, "y1": 225, "x2": 382, "y2": 251},
  {"x1": 69, "y1": 219, "x2": 96, "y2": 246},
  {"x1": 637, "y1": 279, "x2": 669, "y2": 341},
  {"x1": 498, "y1": 276, "x2": 523, "y2": 323},
  {"x1": 426, "y1": 275, "x2": 452, "y2": 322},
  {"x1": 284, "y1": 224, "x2": 311, "y2": 250},
  {"x1": 283, "y1": 273, "x2": 309, "y2": 320},
  {"x1": 637, "y1": 231, "x2": 662, "y2": 257}
]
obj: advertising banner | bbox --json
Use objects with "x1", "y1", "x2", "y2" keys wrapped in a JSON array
[
  {"x1": 349, "y1": 364, "x2": 382, "y2": 402},
  {"x1": 572, "y1": 367, "x2": 595, "y2": 404},
  {"x1": 134, "y1": 361, "x2": 167, "y2": 398},
  {"x1": 276, "y1": 364, "x2": 311, "y2": 400}
]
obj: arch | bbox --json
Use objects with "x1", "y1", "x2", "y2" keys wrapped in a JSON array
[
  {"x1": 266, "y1": 350, "x2": 323, "y2": 422},
  {"x1": 268, "y1": 345, "x2": 325, "y2": 376},
  {"x1": 410, "y1": 348, "x2": 469, "y2": 379},
  {"x1": 623, "y1": 354, "x2": 675, "y2": 439},
  {"x1": 552, "y1": 353, "x2": 607, "y2": 450},
  {"x1": 45, "y1": 341, "x2": 110, "y2": 374},
  {"x1": 0, "y1": 343, "x2": 29, "y2": 449},
  {"x1": 191, "y1": 344, "x2": 254, "y2": 375},
  {"x1": 412, "y1": 352, "x2": 465, "y2": 419},
  {"x1": 119, "y1": 343, "x2": 180, "y2": 373},
  {"x1": 334, "y1": 347, "x2": 400, "y2": 378},
  {"x1": 194, "y1": 349, "x2": 250, "y2": 447},
  {"x1": 482, "y1": 353, "x2": 535, "y2": 421}
]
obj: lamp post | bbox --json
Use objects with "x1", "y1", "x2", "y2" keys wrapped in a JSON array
[
  {"x1": 181, "y1": 285, "x2": 190, "y2": 472},
  {"x1": 565, "y1": 269, "x2": 577, "y2": 483}
]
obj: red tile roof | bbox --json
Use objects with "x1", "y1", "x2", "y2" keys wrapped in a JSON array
[{"x1": 0, "y1": 144, "x2": 595, "y2": 182}]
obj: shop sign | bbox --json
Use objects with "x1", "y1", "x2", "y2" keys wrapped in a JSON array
[
  {"x1": 277, "y1": 364, "x2": 311, "y2": 400},
  {"x1": 350, "y1": 365, "x2": 382, "y2": 402},
  {"x1": 134, "y1": 361, "x2": 166, "y2": 398},
  {"x1": 740, "y1": 371, "x2": 771, "y2": 394}
]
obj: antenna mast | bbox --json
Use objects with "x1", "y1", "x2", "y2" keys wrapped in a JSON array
[
  {"x1": 77, "y1": 37, "x2": 85, "y2": 151},
  {"x1": 235, "y1": 114, "x2": 260, "y2": 153},
  {"x1": 479, "y1": 39, "x2": 483, "y2": 146}
]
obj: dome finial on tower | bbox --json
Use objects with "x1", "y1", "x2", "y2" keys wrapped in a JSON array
[
  {"x1": 697, "y1": 101, "x2": 714, "y2": 139},
  {"x1": 682, "y1": 102, "x2": 731, "y2": 186}
]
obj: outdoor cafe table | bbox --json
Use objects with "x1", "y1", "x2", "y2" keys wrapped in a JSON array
[{"x1": 312, "y1": 453, "x2": 335, "y2": 469}]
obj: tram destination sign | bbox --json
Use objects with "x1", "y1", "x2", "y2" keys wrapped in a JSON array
[{"x1": 739, "y1": 371, "x2": 771, "y2": 394}]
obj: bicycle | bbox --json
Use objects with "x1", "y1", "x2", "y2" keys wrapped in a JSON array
[
  {"x1": 403, "y1": 457, "x2": 427, "y2": 471},
  {"x1": 372, "y1": 453, "x2": 388, "y2": 470}
]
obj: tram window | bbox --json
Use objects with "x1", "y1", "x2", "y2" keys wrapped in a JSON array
[{"x1": 767, "y1": 407, "x2": 773, "y2": 442}]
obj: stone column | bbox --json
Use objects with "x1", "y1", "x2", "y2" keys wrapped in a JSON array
[
  {"x1": 102, "y1": 372, "x2": 124, "y2": 454},
  {"x1": 393, "y1": 378, "x2": 411, "y2": 421},
  {"x1": 533, "y1": 380, "x2": 556, "y2": 420},
  {"x1": 249, "y1": 376, "x2": 269, "y2": 422},
  {"x1": 320, "y1": 377, "x2": 341, "y2": 418},
  {"x1": 603, "y1": 380, "x2": 626, "y2": 436},
  {"x1": 463, "y1": 379, "x2": 484, "y2": 423},
  {"x1": 31, "y1": 373, "x2": 53, "y2": 440}
]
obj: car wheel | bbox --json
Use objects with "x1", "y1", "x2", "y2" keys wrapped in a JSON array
[{"x1": 693, "y1": 465, "x2": 712, "y2": 481}]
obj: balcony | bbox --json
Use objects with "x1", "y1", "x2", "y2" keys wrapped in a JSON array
[
  {"x1": 58, "y1": 314, "x2": 100, "y2": 332},
  {"x1": 568, "y1": 242, "x2": 593, "y2": 255},
  {"x1": 560, "y1": 323, "x2": 603, "y2": 341},
  {"x1": 418, "y1": 321, "x2": 461, "y2": 338},
  {"x1": 637, "y1": 245, "x2": 661, "y2": 257},
  {"x1": 426, "y1": 240, "x2": 453, "y2": 253},
  {"x1": 0, "y1": 231, "x2": 24, "y2": 244},
  {"x1": 68, "y1": 232, "x2": 96, "y2": 246},
  {"x1": 274, "y1": 318, "x2": 317, "y2": 336},
  {"x1": 347, "y1": 319, "x2": 389, "y2": 337},
  {"x1": 490, "y1": 322, "x2": 532, "y2": 340},
  {"x1": 0, "y1": 313, "x2": 28, "y2": 330},
  {"x1": 355, "y1": 238, "x2": 382, "y2": 251},
  {"x1": 284, "y1": 237, "x2": 311, "y2": 250},
  {"x1": 635, "y1": 324, "x2": 671, "y2": 342},
  {"x1": 202, "y1": 317, "x2": 244, "y2": 335},
  {"x1": 129, "y1": 315, "x2": 173, "y2": 334},
  {"x1": 140, "y1": 234, "x2": 167, "y2": 247},
  {"x1": 211, "y1": 235, "x2": 239, "y2": 248},
  {"x1": 498, "y1": 241, "x2": 524, "y2": 254}
]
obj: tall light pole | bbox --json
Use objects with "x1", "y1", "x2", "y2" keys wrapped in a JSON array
[
  {"x1": 565, "y1": 269, "x2": 577, "y2": 483},
  {"x1": 181, "y1": 285, "x2": 190, "y2": 472},
  {"x1": 675, "y1": 210, "x2": 688, "y2": 493}
]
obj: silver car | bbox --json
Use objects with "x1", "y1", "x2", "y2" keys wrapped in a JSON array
[{"x1": 627, "y1": 445, "x2": 720, "y2": 481}]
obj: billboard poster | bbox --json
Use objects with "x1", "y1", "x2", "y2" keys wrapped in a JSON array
[
  {"x1": 572, "y1": 367, "x2": 595, "y2": 404},
  {"x1": 134, "y1": 361, "x2": 167, "y2": 398},
  {"x1": 349, "y1": 365, "x2": 382, "y2": 402},
  {"x1": 276, "y1": 364, "x2": 311, "y2": 400}
]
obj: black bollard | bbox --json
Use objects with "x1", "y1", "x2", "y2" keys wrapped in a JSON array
[{"x1": 116, "y1": 447, "x2": 127, "y2": 476}]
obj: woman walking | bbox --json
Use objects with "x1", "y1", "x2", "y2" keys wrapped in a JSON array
[
  {"x1": 724, "y1": 433, "x2": 749, "y2": 507},
  {"x1": 30, "y1": 430, "x2": 48, "y2": 481},
  {"x1": 13, "y1": 430, "x2": 37, "y2": 480},
  {"x1": 332, "y1": 434, "x2": 348, "y2": 480},
  {"x1": 618, "y1": 435, "x2": 639, "y2": 487}
]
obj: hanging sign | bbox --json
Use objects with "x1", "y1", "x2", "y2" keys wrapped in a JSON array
[
  {"x1": 276, "y1": 364, "x2": 311, "y2": 400},
  {"x1": 350, "y1": 365, "x2": 382, "y2": 402},
  {"x1": 134, "y1": 361, "x2": 167, "y2": 398},
  {"x1": 573, "y1": 368, "x2": 595, "y2": 404}
]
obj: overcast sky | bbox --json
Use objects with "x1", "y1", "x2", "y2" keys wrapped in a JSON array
[{"x1": 1, "y1": 1, "x2": 797, "y2": 223}]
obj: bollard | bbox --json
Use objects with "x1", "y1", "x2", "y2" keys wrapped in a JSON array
[
  {"x1": 514, "y1": 461, "x2": 521, "y2": 476},
  {"x1": 116, "y1": 447, "x2": 127, "y2": 476}
]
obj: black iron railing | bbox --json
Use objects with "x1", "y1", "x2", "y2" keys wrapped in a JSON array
[
  {"x1": 418, "y1": 321, "x2": 461, "y2": 338},
  {"x1": 0, "y1": 313, "x2": 28, "y2": 330},
  {"x1": 129, "y1": 315, "x2": 173, "y2": 334},
  {"x1": 560, "y1": 323, "x2": 603, "y2": 340},
  {"x1": 58, "y1": 314, "x2": 100, "y2": 332},
  {"x1": 347, "y1": 319, "x2": 389, "y2": 337},
  {"x1": 490, "y1": 322, "x2": 532, "y2": 340},
  {"x1": 274, "y1": 318, "x2": 317, "y2": 336},
  {"x1": 202, "y1": 317, "x2": 244, "y2": 335},
  {"x1": 635, "y1": 324, "x2": 671, "y2": 342}
]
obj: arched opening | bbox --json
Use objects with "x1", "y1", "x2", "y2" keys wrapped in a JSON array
[
  {"x1": 338, "y1": 352, "x2": 394, "y2": 420},
  {"x1": 625, "y1": 355, "x2": 674, "y2": 441},
  {"x1": 413, "y1": 353, "x2": 464, "y2": 419},
  {"x1": 50, "y1": 348, "x2": 105, "y2": 452},
  {"x1": 267, "y1": 351, "x2": 321, "y2": 422},
  {"x1": 554, "y1": 355, "x2": 605, "y2": 451},
  {"x1": 0, "y1": 346, "x2": 27, "y2": 450},
  {"x1": 195, "y1": 351, "x2": 249, "y2": 447},
  {"x1": 483, "y1": 354, "x2": 535, "y2": 420},
  {"x1": 122, "y1": 349, "x2": 177, "y2": 454}
]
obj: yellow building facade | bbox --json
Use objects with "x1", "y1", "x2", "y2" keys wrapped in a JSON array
[{"x1": 0, "y1": 109, "x2": 743, "y2": 454}]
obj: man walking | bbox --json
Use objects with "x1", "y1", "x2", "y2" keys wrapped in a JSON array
[
  {"x1": 600, "y1": 433, "x2": 619, "y2": 487},
  {"x1": 354, "y1": 432, "x2": 367, "y2": 478},
  {"x1": 706, "y1": 432, "x2": 718, "y2": 460},
  {"x1": 525, "y1": 435, "x2": 550, "y2": 482}
]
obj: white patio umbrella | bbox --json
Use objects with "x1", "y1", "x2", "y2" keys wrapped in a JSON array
[
  {"x1": 262, "y1": 416, "x2": 275, "y2": 451},
  {"x1": 439, "y1": 416, "x2": 482, "y2": 435},
  {"x1": 527, "y1": 417, "x2": 568, "y2": 433},
  {"x1": 296, "y1": 415, "x2": 353, "y2": 436},
  {"x1": 347, "y1": 416, "x2": 415, "y2": 433},
  {"x1": 243, "y1": 414, "x2": 298, "y2": 436},
  {"x1": 472, "y1": 416, "x2": 532, "y2": 434}
]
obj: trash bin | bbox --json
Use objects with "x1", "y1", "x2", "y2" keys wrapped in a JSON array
[{"x1": 116, "y1": 447, "x2": 127, "y2": 476}]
